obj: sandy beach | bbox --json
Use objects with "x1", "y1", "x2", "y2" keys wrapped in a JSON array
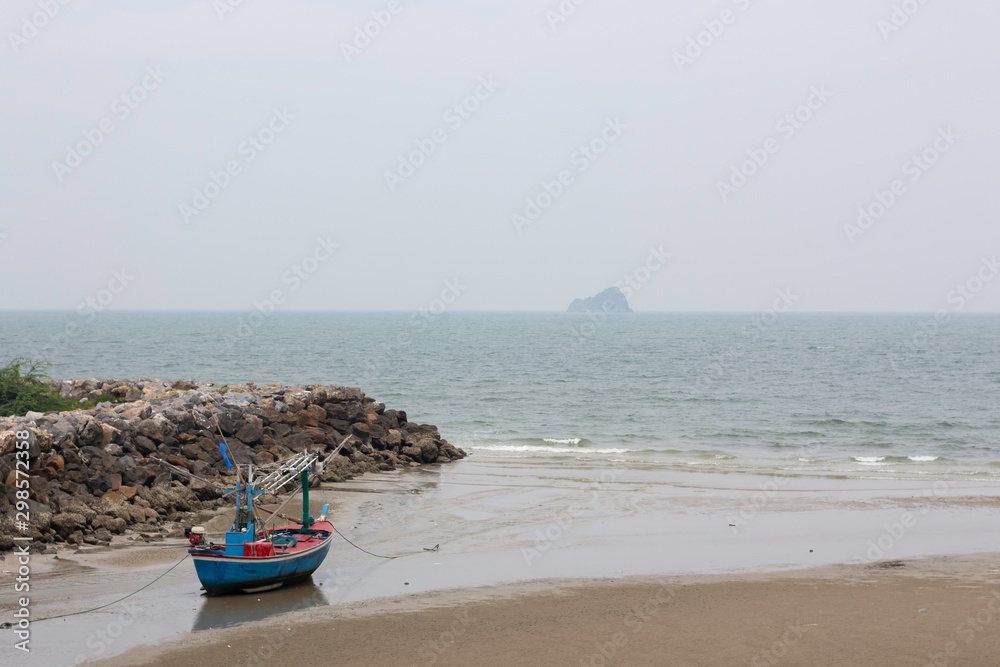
[
  {"x1": 5, "y1": 458, "x2": 1000, "y2": 666},
  {"x1": 103, "y1": 554, "x2": 1000, "y2": 667}
]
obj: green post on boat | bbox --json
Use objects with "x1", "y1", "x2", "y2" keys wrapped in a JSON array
[{"x1": 300, "y1": 470, "x2": 309, "y2": 533}]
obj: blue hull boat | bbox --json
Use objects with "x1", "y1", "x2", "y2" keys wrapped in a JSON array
[
  {"x1": 191, "y1": 521, "x2": 334, "y2": 595},
  {"x1": 188, "y1": 465, "x2": 335, "y2": 596}
]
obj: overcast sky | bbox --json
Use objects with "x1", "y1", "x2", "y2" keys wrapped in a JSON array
[{"x1": 2, "y1": 0, "x2": 998, "y2": 312}]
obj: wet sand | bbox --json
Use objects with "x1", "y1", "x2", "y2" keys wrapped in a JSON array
[
  {"x1": 109, "y1": 555, "x2": 1000, "y2": 667},
  {"x1": 7, "y1": 460, "x2": 1000, "y2": 665}
]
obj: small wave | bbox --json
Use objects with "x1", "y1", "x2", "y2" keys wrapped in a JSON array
[
  {"x1": 806, "y1": 419, "x2": 888, "y2": 428},
  {"x1": 907, "y1": 456, "x2": 939, "y2": 462},
  {"x1": 853, "y1": 456, "x2": 887, "y2": 465},
  {"x1": 543, "y1": 438, "x2": 582, "y2": 446},
  {"x1": 472, "y1": 444, "x2": 629, "y2": 455}
]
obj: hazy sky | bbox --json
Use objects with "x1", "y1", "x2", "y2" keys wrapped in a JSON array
[{"x1": 2, "y1": 0, "x2": 998, "y2": 312}]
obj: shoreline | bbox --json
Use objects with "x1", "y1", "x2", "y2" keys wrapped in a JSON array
[
  {"x1": 8, "y1": 461, "x2": 1000, "y2": 665},
  {"x1": 106, "y1": 553, "x2": 1000, "y2": 667}
]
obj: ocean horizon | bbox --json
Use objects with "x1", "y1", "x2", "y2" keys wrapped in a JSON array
[{"x1": 3, "y1": 311, "x2": 997, "y2": 480}]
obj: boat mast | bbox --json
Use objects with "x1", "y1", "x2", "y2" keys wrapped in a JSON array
[{"x1": 300, "y1": 470, "x2": 309, "y2": 533}]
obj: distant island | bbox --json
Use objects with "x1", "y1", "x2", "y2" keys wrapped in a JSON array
[{"x1": 567, "y1": 287, "x2": 633, "y2": 313}]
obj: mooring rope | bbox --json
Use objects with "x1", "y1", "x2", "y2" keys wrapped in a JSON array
[
  {"x1": 2, "y1": 553, "x2": 190, "y2": 627},
  {"x1": 331, "y1": 525, "x2": 401, "y2": 560}
]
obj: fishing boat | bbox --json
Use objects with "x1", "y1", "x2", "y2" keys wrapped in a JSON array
[{"x1": 188, "y1": 466, "x2": 334, "y2": 596}]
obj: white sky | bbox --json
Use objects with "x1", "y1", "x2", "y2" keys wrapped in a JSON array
[{"x1": 2, "y1": 0, "x2": 999, "y2": 312}]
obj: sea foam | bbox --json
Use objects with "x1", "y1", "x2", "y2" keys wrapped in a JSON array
[
  {"x1": 543, "y1": 438, "x2": 582, "y2": 445},
  {"x1": 474, "y1": 444, "x2": 627, "y2": 455},
  {"x1": 853, "y1": 456, "x2": 887, "y2": 465}
]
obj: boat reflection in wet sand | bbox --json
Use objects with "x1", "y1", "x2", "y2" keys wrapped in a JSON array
[
  {"x1": 188, "y1": 466, "x2": 333, "y2": 596},
  {"x1": 192, "y1": 580, "x2": 329, "y2": 631}
]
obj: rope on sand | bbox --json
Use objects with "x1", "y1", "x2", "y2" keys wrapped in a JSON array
[
  {"x1": 332, "y1": 525, "x2": 401, "y2": 560},
  {"x1": 2, "y1": 553, "x2": 190, "y2": 626}
]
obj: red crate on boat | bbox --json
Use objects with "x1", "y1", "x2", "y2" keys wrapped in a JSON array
[{"x1": 244, "y1": 541, "x2": 276, "y2": 557}]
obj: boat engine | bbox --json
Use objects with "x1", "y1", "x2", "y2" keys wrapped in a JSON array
[{"x1": 186, "y1": 526, "x2": 205, "y2": 547}]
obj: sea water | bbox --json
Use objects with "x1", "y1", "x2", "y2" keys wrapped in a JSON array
[{"x1": 2, "y1": 311, "x2": 998, "y2": 479}]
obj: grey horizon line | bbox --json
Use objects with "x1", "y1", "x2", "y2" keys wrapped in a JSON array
[{"x1": 1, "y1": 309, "x2": 998, "y2": 316}]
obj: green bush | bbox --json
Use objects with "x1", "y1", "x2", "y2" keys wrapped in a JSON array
[
  {"x1": 0, "y1": 358, "x2": 81, "y2": 416},
  {"x1": 91, "y1": 392, "x2": 119, "y2": 405}
]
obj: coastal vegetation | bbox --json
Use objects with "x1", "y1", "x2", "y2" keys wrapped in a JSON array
[{"x1": 0, "y1": 358, "x2": 89, "y2": 416}]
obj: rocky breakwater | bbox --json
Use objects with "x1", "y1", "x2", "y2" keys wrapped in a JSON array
[{"x1": 0, "y1": 379, "x2": 465, "y2": 552}]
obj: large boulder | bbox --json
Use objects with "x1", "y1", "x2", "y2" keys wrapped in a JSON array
[
  {"x1": 41, "y1": 421, "x2": 75, "y2": 449},
  {"x1": 250, "y1": 399, "x2": 283, "y2": 424},
  {"x1": 91, "y1": 514, "x2": 128, "y2": 533},
  {"x1": 51, "y1": 512, "x2": 87, "y2": 538},
  {"x1": 418, "y1": 438, "x2": 440, "y2": 464},
  {"x1": 280, "y1": 432, "x2": 316, "y2": 453},
  {"x1": 178, "y1": 444, "x2": 201, "y2": 461},
  {"x1": 126, "y1": 465, "x2": 158, "y2": 487},
  {"x1": 235, "y1": 416, "x2": 263, "y2": 444},
  {"x1": 166, "y1": 455, "x2": 192, "y2": 471},
  {"x1": 136, "y1": 414, "x2": 172, "y2": 443},
  {"x1": 213, "y1": 409, "x2": 239, "y2": 436},
  {"x1": 0, "y1": 430, "x2": 15, "y2": 456},
  {"x1": 77, "y1": 418, "x2": 104, "y2": 447},
  {"x1": 297, "y1": 405, "x2": 326, "y2": 428},
  {"x1": 100, "y1": 423, "x2": 120, "y2": 447},
  {"x1": 163, "y1": 408, "x2": 196, "y2": 432},
  {"x1": 377, "y1": 411, "x2": 400, "y2": 430},
  {"x1": 99, "y1": 496, "x2": 158, "y2": 524},
  {"x1": 86, "y1": 472, "x2": 114, "y2": 495},
  {"x1": 136, "y1": 418, "x2": 162, "y2": 442},
  {"x1": 57, "y1": 498, "x2": 98, "y2": 522},
  {"x1": 113, "y1": 455, "x2": 136, "y2": 474},
  {"x1": 401, "y1": 445, "x2": 423, "y2": 461},
  {"x1": 122, "y1": 402, "x2": 152, "y2": 420},
  {"x1": 25, "y1": 499, "x2": 53, "y2": 533}
]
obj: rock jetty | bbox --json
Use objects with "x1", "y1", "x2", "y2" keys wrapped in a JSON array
[{"x1": 0, "y1": 379, "x2": 465, "y2": 552}]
